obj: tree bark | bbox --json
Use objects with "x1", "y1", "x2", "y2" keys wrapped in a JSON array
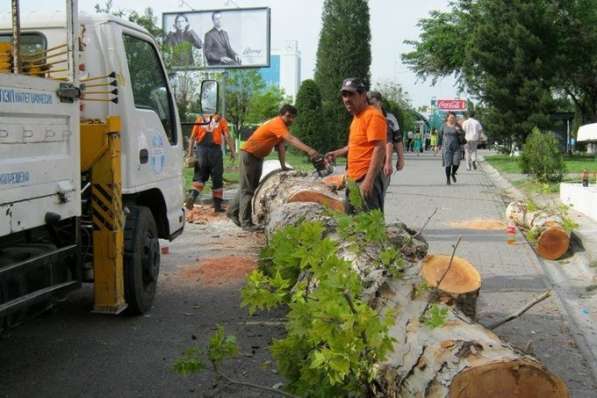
[
  {"x1": 506, "y1": 201, "x2": 571, "y2": 260},
  {"x1": 253, "y1": 172, "x2": 569, "y2": 398}
]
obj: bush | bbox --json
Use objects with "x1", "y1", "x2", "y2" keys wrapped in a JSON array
[{"x1": 520, "y1": 128, "x2": 565, "y2": 182}]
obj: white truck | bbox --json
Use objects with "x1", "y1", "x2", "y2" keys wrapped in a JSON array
[{"x1": 0, "y1": 1, "x2": 190, "y2": 325}]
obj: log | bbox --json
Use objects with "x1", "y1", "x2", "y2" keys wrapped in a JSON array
[
  {"x1": 506, "y1": 201, "x2": 571, "y2": 260},
  {"x1": 421, "y1": 255, "x2": 481, "y2": 319},
  {"x1": 253, "y1": 172, "x2": 569, "y2": 398},
  {"x1": 251, "y1": 170, "x2": 345, "y2": 227},
  {"x1": 321, "y1": 173, "x2": 346, "y2": 190}
]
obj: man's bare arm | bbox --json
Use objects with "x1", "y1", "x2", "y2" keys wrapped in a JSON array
[
  {"x1": 284, "y1": 133, "x2": 318, "y2": 158},
  {"x1": 277, "y1": 142, "x2": 287, "y2": 169}
]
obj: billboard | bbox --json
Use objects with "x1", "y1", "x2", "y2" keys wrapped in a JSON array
[
  {"x1": 437, "y1": 99, "x2": 467, "y2": 111},
  {"x1": 162, "y1": 7, "x2": 271, "y2": 71}
]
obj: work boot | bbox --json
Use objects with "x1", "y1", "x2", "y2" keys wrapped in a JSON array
[{"x1": 213, "y1": 198, "x2": 225, "y2": 213}]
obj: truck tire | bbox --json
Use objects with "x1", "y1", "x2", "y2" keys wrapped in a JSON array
[{"x1": 124, "y1": 206, "x2": 160, "y2": 315}]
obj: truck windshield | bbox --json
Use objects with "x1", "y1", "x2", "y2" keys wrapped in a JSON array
[
  {"x1": 0, "y1": 32, "x2": 46, "y2": 56},
  {"x1": 123, "y1": 34, "x2": 176, "y2": 146}
]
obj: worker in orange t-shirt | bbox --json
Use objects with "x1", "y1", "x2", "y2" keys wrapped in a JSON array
[
  {"x1": 325, "y1": 78, "x2": 387, "y2": 214},
  {"x1": 227, "y1": 104, "x2": 320, "y2": 231},
  {"x1": 185, "y1": 113, "x2": 236, "y2": 213}
]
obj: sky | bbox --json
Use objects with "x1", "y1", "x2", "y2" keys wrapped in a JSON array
[{"x1": 16, "y1": 0, "x2": 461, "y2": 107}]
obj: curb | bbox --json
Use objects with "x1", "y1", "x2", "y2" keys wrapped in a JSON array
[{"x1": 481, "y1": 156, "x2": 597, "y2": 383}]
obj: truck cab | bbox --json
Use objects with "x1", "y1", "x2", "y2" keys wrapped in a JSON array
[{"x1": 0, "y1": 6, "x2": 184, "y2": 324}]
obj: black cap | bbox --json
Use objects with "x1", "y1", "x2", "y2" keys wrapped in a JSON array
[{"x1": 340, "y1": 77, "x2": 366, "y2": 94}]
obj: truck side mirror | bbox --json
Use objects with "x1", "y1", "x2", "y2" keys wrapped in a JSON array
[{"x1": 200, "y1": 80, "x2": 219, "y2": 115}]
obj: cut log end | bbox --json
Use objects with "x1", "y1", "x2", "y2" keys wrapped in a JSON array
[
  {"x1": 322, "y1": 174, "x2": 346, "y2": 190},
  {"x1": 536, "y1": 226, "x2": 570, "y2": 260},
  {"x1": 449, "y1": 360, "x2": 569, "y2": 398},
  {"x1": 287, "y1": 191, "x2": 345, "y2": 213},
  {"x1": 421, "y1": 255, "x2": 481, "y2": 295}
]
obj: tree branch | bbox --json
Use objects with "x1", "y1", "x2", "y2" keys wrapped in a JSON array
[
  {"x1": 488, "y1": 290, "x2": 551, "y2": 330},
  {"x1": 212, "y1": 362, "x2": 299, "y2": 398}
]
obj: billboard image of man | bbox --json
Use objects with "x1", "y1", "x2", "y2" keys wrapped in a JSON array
[
  {"x1": 165, "y1": 13, "x2": 203, "y2": 66},
  {"x1": 204, "y1": 11, "x2": 241, "y2": 66}
]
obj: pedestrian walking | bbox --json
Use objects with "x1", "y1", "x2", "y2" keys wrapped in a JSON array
[
  {"x1": 413, "y1": 129, "x2": 423, "y2": 156},
  {"x1": 325, "y1": 78, "x2": 387, "y2": 214},
  {"x1": 227, "y1": 104, "x2": 320, "y2": 231},
  {"x1": 439, "y1": 112, "x2": 465, "y2": 185},
  {"x1": 462, "y1": 111, "x2": 483, "y2": 170},
  {"x1": 185, "y1": 113, "x2": 235, "y2": 212},
  {"x1": 430, "y1": 129, "x2": 439, "y2": 155},
  {"x1": 406, "y1": 130, "x2": 414, "y2": 152},
  {"x1": 367, "y1": 91, "x2": 405, "y2": 198}
]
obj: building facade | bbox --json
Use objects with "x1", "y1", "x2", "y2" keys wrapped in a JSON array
[{"x1": 259, "y1": 40, "x2": 301, "y2": 101}]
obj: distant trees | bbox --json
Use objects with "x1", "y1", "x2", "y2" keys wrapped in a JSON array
[
  {"x1": 315, "y1": 0, "x2": 371, "y2": 148},
  {"x1": 402, "y1": 0, "x2": 597, "y2": 142}
]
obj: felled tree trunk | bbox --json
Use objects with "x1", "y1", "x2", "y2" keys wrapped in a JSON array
[
  {"x1": 506, "y1": 201, "x2": 570, "y2": 260},
  {"x1": 253, "y1": 171, "x2": 569, "y2": 398}
]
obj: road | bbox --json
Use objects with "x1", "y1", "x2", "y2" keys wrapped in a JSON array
[{"x1": 1, "y1": 152, "x2": 596, "y2": 397}]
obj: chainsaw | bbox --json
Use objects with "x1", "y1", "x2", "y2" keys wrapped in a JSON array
[{"x1": 311, "y1": 155, "x2": 334, "y2": 178}]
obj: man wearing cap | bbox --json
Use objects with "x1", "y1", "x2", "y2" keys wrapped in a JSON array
[
  {"x1": 227, "y1": 104, "x2": 321, "y2": 231},
  {"x1": 325, "y1": 78, "x2": 387, "y2": 214},
  {"x1": 185, "y1": 113, "x2": 235, "y2": 213},
  {"x1": 367, "y1": 91, "x2": 405, "y2": 196}
]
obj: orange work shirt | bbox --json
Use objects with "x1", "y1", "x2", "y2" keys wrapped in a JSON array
[
  {"x1": 191, "y1": 115, "x2": 229, "y2": 145},
  {"x1": 241, "y1": 116, "x2": 289, "y2": 159},
  {"x1": 347, "y1": 105, "x2": 387, "y2": 180}
]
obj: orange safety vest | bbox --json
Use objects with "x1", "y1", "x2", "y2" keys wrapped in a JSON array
[{"x1": 191, "y1": 115, "x2": 229, "y2": 145}]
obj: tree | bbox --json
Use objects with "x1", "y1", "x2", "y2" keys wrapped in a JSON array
[
  {"x1": 373, "y1": 80, "x2": 417, "y2": 135},
  {"x1": 293, "y1": 79, "x2": 330, "y2": 151},
  {"x1": 404, "y1": 0, "x2": 561, "y2": 142},
  {"x1": 246, "y1": 85, "x2": 287, "y2": 125},
  {"x1": 315, "y1": 0, "x2": 372, "y2": 147}
]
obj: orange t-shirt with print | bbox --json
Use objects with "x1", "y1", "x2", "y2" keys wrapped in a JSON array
[
  {"x1": 191, "y1": 115, "x2": 229, "y2": 145},
  {"x1": 242, "y1": 116, "x2": 289, "y2": 159},
  {"x1": 347, "y1": 105, "x2": 387, "y2": 180}
]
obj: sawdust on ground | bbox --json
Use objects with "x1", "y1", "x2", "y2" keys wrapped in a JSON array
[
  {"x1": 185, "y1": 204, "x2": 228, "y2": 224},
  {"x1": 448, "y1": 218, "x2": 508, "y2": 231},
  {"x1": 180, "y1": 256, "x2": 258, "y2": 287}
]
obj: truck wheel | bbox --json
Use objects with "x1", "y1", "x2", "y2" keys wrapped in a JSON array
[{"x1": 124, "y1": 206, "x2": 160, "y2": 315}]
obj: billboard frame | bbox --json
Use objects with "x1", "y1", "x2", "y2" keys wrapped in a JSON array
[{"x1": 162, "y1": 7, "x2": 271, "y2": 71}]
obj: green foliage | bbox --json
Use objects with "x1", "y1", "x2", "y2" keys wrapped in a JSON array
[
  {"x1": 173, "y1": 347, "x2": 204, "y2": 376},
  {"x1": 246, "y1": 85, "x2": 287, "y2": 125},
  {"x1": 346, "y1": 179, "x2": 365, "y2": 212},
  {"x1": 293, "y1": 80, "x2": 332, "y2": 151},
  {"x1": 422, "y1": 304, "x2": 448, "y2": 329},
  {"x1": 558, "y1": 204, "x2": 579, "y2": 233},
  {"x1": 315, "y1": 0, "x2": 372, "y2": 148},
  {"x1": 208, "y1": 325, "x2": 239, "y2": 365},
  {"x1": 526, "y1": 228, "x2": 541, "y2": 244},
  {"x1": 241, "y1": 219, "x2": 398, "y2": 396},
  {"x1": 520, "y1": 128, "x2": 566, "y2": 182},
  {"x1": 402, "y1": 0, "x2": 591, "y2": 142},
  {"x1": 225, "y1": 69, "x2": 266, "y2": 134}
]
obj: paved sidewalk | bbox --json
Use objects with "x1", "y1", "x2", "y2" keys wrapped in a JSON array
[{"x1": 385, "y1": 151, "x2": 597, "y2": 397}]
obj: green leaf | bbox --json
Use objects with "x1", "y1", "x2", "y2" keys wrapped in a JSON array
[
  {"x1": 173, "y1": 347, "x2": 205, "y2": 376},
  {"x1": 207, "y1": 325, "x2": 239, "y2": 365},
  {"x1": 422, "y1": 304, "x2": 449, "y2": 329}
]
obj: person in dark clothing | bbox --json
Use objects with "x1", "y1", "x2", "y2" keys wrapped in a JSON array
[
  {"x1": 165, "y1": 14, "x2": 203, "y2": 66},
  {"x1": 185, "y1": 114, "x2": 235, "y2": 212},
  {"x1": 439, "y1": 112, "x2": 465, "y2": 185},
  {"x1": 203, "y1": 11, "x2": 241, "y2": 66}
]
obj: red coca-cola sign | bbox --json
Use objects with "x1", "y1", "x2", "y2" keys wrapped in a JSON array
[{"x1": 437, "y1": 99, "x2": 467, "y2": 111}]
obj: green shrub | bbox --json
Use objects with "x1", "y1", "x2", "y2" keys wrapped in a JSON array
[{"x1": 520, "y1": 128, "x2": 565, "y2": 182}]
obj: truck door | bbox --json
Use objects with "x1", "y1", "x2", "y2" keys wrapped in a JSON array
[{"x1": 120, "y1": 32, "x2": 182, "y2": 184}]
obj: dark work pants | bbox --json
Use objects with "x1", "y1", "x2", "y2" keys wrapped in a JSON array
[
  {"x1": 193, "y1": 145, "x2": 224, "y2": 198},
  {"x1": 345, "y1": 172, "x2": 385, "y2": 214},
  {"x1": 227, "y1": 150, "x2": 263, "y2": 227}
]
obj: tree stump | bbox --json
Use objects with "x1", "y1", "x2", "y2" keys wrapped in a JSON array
[
  {"x1": 506, "y1": 201, "x2": 571, "y2": 260},
  {"x1": 252, "y1": 171, "x2": 569, "y2": 397}
]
